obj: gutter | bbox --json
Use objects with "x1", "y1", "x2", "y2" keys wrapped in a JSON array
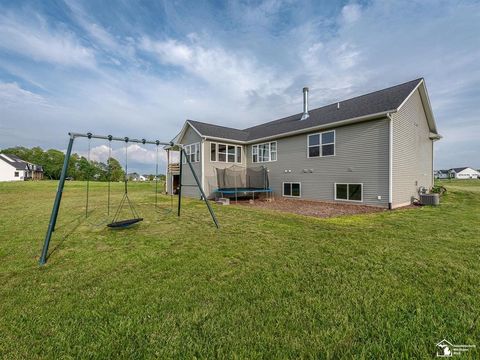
[{"x1": 202, "y1": 110, "x2": 397, "y2": 145}]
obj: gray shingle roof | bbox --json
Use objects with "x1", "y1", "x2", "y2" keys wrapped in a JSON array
[
  {"x1": 0, "y1": 154, "x2": 28, "y2": 170},
  {"x1": 187, "y1": 78, "x2": 424, "y2": 142},
  {"x1": 187, "y1": 121, "x2": 250, "y2": 142},
  {"x1": 450, "y1": 167, "x2": 470, "y2": 173}
]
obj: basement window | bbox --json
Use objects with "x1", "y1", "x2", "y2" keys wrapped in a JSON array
[
  {"x1": 335, "y1": 183, "x2": 362, "y2": 202},
  {"x1": 283, "y1": 182, "x2": 301, "y2": 197}
]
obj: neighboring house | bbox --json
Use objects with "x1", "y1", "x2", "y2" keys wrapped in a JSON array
[
  {"x1": 127, "y1": 172, "x2": 144, "y2": 181},
  {"x1": 167, "y1": 78, "x2": 441, "y2": 208},
  {"x1": 0, "y1": 153, "x2": 44, "y2": 181},
  {"x1": 449, "y1": 167, "x2": 479, "y2": 179},
  {"x1": 434, "y1": 170, "x2": 450, "y2": 179}
]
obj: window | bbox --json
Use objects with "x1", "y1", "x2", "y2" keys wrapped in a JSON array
[
  {"x1": 182, "y1": 143, "x2": 200, "y2": 163},
  {"x1": 210, "y1": 143, "x2": 216, "y2": 162},
  {"x1": 270, "y1": 142, "x2": 277, "y2": 161},
  {"x1": 283, "y1": 182, "x2": 301, "y2": 197},
  {"x1": 218, "y1": 144, "x2": 227, "y2": 162},
  {"x1": 14, "y1": 171, "x2": 19, "y2": 177},
  {"x1": 236, "y1": 146, "x2": 242, "y2": 163},
  {"x1": 308, "y1": 130, "x2": 335, "y2": 157},
  {"x1": 252, "y1": 145, "x2": 258, "y2": 163},
  {"x1": 228, "y1": 145, "x2": 235, "y2": 163},
  {"x1": 195, "y1": 144, "x2": 200, "y2": 162},
  {"x1": 210, "y1": 142, "x2": 242, "y2": 163},
  {"x1": 335, "y1": 183, "x2": 362, "y2": 202},
  {"x1": 252, "y1": 141, "x2": 277, "y2": 163}
]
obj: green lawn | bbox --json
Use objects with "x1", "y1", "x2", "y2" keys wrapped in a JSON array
[{"x1": 0, "y1": 180, "x2": 479, "y2": 359}]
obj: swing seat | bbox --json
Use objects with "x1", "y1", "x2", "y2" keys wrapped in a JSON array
[{"x1": 107, "y1": 218, "x2": 143, "y2": 228}]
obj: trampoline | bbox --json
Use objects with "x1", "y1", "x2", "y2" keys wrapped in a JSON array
[
  {"x1": 215, "y1": 187, "x2": 272, "y2": 197},
  {"x1": 215, "y1": 165, "x2": 272, "y2": 202}
]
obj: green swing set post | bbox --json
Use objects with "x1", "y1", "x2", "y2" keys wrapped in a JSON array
[
  {"x1": 39, "y1": 132, "x2": 219, "y2": 265},
  {"x1": 178, "y1": 146, "x2": 219, "y2": 229},
  {"x1": 39, "y1": 134, "x2": 75, "y2": 265}
]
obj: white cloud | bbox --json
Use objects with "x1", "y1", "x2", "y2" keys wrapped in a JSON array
[
  {"x1": 0, "y1": 82, "x2": 50, "y2": 108},
  {"x1": 0, "y1": 12, "x2": 96, "y2": 68},
  {"x1": 341, "y1": 3, "x2": 362, "y2": 24},
  {"x1": 139, "y1": 36, "x2": 290, "y2": 100}
]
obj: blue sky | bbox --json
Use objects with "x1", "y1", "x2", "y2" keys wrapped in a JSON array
[{"x1": 0, "y1": 0, "x2": 479, "y2": 172}]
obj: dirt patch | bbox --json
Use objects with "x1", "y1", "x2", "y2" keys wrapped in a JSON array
[{"x1": 234, "y1": 198, "x2": 389, "y2": 218}]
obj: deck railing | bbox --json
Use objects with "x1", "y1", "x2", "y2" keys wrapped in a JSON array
[{"x1": 168, "y1": 163, "x2": 180, "y2": 173}]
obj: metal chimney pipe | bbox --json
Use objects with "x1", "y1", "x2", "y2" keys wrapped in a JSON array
[{"x1": 301, "y1": 87, "x2": 309, "y2": 120}]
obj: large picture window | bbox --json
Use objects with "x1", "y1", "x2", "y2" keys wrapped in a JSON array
[
  {"x1": 308, "y1": 130, "x2": 335, "y2": 158},
  {"x1": 252, "y1": 141, "x2": 277, "y2": 163},
  {"x1": 283, "y1": 182, "x2": 301, "y2": 197},
  {"x1": 335, "y1": 183, "x2": 362, "y2": 202},
  {"x1": 210, "y1": 142, "x2": 242, "y2": 163},
  {"x1": 183, "y1": 143, "x2": 200, "y2": 163}
]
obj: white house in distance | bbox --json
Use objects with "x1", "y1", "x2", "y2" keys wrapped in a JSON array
[
  {"x1": 434, "y1": 170, "x2": 450, "y2": 179},
  {"x1": 0, "y1": 153, "x2": 44, "y2": 181},
  {"x1": 449, "y1": 167, "x2": 479, "y2": 179}
]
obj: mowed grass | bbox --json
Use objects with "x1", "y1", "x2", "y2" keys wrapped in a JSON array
[{"x1": 0, "y1": 180, "x2": 479, "y2": 359}]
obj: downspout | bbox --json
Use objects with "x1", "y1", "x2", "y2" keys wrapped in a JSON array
[
  {"x1": 387, "y1": 113, "x2": 393, "y2": 210},
  {"x1": 201, "y1": 139, "x2": 205, "y2": 199},
  {"x1": 432, "y1": 140, "x2": 434, "y2": 187}
]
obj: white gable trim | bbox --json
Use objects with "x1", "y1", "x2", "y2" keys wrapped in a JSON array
[
  {"x1": 176, "y1": 120, "x2": 205, "y2": 144},
  {"x1": 396, "y1": 79, "x2": 439, "y2": 136}
]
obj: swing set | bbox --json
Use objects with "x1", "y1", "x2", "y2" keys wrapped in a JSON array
[{"x1": 39, "y1": 132, "x2": 218, "y2": 265}]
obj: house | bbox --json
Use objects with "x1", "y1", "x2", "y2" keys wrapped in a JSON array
[
  {"x1": 449, "y1": 167, "x2": 479, "y2": 179},
  {"x1": 0, "y1": 153, "x2": 44, "y2": 181},
  {"x1": 436, "y1": 339, "x2": 453, "y2": 357},
  {"x1": 166, "y1": 78, "x2": 441, "y2": 208},
  {"x1": 127, "y1": 172, "x2": 143, "y2": 181},
  {"x1": 434, "y1": 170, "x2": 450, "y2": 179}
]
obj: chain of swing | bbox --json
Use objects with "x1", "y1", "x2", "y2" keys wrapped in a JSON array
[{"x1": 84, "y1": 134, "x2": 173, "y2": 228}]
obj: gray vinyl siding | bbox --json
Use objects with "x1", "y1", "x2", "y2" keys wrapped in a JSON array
[
  {"x1": 179, "y1": 125, "x2": 202, "y2": 198},
  {"x1": 203, "y1": 141, "x2": 245, "y2": 199},
  {"x1": 392, "y1": 89, "x2": 433, "y2": 207},
  {"x1": 246, "y1": 118, "x2": 390, "y2": 207}
]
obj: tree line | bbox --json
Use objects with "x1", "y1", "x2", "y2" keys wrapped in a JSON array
[{"x1": 0, "y1": 146, "x2": 125, "y2": 181}]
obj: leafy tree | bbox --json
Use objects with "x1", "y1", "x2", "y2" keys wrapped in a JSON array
[
  {"x1": 108, "y1": 157, "x2": 124, "y2": 182},
  {"x1": 41, "y1": 149, "x2": 66, "y2": 179},
  {"x1": 0, "y1": 146, "x2": 125, "y2": 181}
]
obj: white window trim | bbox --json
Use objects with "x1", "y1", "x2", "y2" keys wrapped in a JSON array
[
  {"x1": 307, "y1": 130, "x2": 336, "y2": 158},
  {"x1": 282, "y1": 182, "x2": 301, "y2": 198},
  {"x1": 210, "y1": 142, "x2": 217, "y2": 162},
  {"x1": 251, "y1": 141, "x2": 278, "y2": 163},
  {"x1": 236, "y1": 145, "x2": 242, "y2": 163},
  {"x1": 334, "y1": 183, "x2": 363, "y2": 203},
  {"x1": 182, "y1": 142, "x2": 200, "y2": 164},
  {"x1": 210, "y1": 142, "x2": 242, "y2": 163}
]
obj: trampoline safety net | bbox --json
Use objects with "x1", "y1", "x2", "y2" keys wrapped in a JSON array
[{"x1": 215, "y1": 165, "x2": 269, "y2": 189}]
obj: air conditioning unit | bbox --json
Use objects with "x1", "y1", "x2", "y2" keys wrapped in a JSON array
[{"x1": 419, "y1": 193, "x2": 440, "y2": 206}]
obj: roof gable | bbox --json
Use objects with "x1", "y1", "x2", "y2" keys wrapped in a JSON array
[
  {"x1": 450, "y1": 167, "x2": 478, "y2": 174},
  {"x1": 0, "y1": 154, "x2": 28, "y2": 170}
]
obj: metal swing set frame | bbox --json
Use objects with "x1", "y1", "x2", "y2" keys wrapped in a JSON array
[{"x1": 39, "y1": 132, "x2": 219, "y2": 265}]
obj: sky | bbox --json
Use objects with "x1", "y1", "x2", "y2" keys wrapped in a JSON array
[{"x1": 0, "y1": 0, "x2": 479, "y2": 173}]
